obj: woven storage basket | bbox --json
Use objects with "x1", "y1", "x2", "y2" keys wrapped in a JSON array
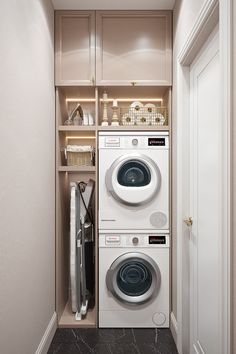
[{"x1": 65, "y1": 145, "x2": 93, "y2": 166}]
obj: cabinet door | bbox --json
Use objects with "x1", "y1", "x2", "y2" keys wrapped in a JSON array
[
  {"x1": 96, "y1": 11, "x2": 172, "y2": 86},
  {"x1": 55, "y1": 11, "x2": 95, "y2": 86}
]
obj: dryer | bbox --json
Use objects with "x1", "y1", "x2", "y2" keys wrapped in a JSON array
[
  {"x1": 98, "y1": 132, "x2": 169, "y2": 231},
  {"x1": 99, "y1": 232, "x2": 170, "y2": 328}
]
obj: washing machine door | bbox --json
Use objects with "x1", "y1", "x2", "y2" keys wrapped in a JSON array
[
  {"x1": 105, "y1": 154, "x2": 161, "y2": 206},
  {"x1": 106, "y1": 252, "x2": 161, "y2": 305}
]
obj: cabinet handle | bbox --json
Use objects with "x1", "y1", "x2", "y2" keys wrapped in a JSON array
[
  {"x1": 92, "y1": 76, "x2": 95, "y2": 85},
  {"x1": 131, "y1": 81, "x2": 137, "y2": 86}
]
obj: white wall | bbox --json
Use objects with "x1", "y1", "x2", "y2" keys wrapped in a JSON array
[
  {"x1": 172, "y1": 0, "x2": 205, "y2": 321},
  {"x1": 0, "y1": 1, "x2": 55, "y2": 354}
]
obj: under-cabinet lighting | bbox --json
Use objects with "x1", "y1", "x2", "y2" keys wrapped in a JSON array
[
  {"x1": 66, "y1": 136, "x2": 96, "y2": 140},
  {"x1": 99, "y1": 98, "x2": 163, "y2": 102},
  {"x1": 66, "y1": 98, "x2": 96, "y2": 102}
]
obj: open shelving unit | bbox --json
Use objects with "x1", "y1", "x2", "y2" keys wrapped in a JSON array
[
  {"x1": 55, "y1": 85, "x2": 172, "y2": 328},
  {"x1": 56, "y1": 86, "x2": 97, "y2": 328}
]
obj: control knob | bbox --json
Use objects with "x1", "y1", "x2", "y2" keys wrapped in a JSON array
[{"x1": 132, "y1": 237, "x2": 139, "y2": 245}]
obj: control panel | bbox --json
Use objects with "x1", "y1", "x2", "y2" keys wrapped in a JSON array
[
  {"x1": 99, "y1": 132, "x2": 169, "y2": 150},
  {"x1": 99, "y1": 234, "x2": 170, "y2": 248}
]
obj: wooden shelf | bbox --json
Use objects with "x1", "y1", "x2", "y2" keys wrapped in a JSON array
[
  {"x1": 58, "y1": 166, "x2": 96, "y2": 172},
  {"x1": 97, "y1": 125, "x2": 170, "y2": 131},
  {"x1": 58, "y1": 125, "x2": 96, "y2": 132},
  {"x1": 59, "y1": 303, "x2": 96, "y2": 328},
  {"x1": 58, "y1": 125, "x2": 170, "y2": 132}
]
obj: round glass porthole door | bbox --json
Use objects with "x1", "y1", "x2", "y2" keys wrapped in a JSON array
[
  {"x1": 105, "y1": 154, "x2": 161, "y2": 206},
  {"x1": 106, "y1": 252, "x2": 161, "y2": 305},
  {"x1": 117, "y1": 160, "x2": 151, "y2": 187},
  {"x1": 117, "y1": 260, "x2": 152, "y2": 296}
]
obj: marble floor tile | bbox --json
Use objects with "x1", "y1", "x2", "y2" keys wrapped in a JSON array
[{"x1": 48, "y1": 328, "x2": 178, "y2": 354}]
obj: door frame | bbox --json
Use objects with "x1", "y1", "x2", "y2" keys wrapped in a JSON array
[{"x1": 175, "y1": 0, "x2": 232, "y2": 353}]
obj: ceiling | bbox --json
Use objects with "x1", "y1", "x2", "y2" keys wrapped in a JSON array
[{"x1": 52, "y1": 0, "x2": 176, "y2": 10}]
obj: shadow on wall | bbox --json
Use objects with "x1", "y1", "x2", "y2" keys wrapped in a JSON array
[{"x1": 40, "y1": 0, "x2": 54, "y2": 49}]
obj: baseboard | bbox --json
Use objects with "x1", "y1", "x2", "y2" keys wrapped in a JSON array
[
  {"x1": 35, "y1": 312, "x2": 57, "y2": 354},
  {"x1": 170, "y1": 312, "x2": 178, "y2": 346}
]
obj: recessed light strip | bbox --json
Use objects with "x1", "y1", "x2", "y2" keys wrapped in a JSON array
[
  {"x1": 66, "y1": 136, "x2": 96, "y2": 140},
  {"x1": 66, "y1": 98, "x2": 96, "y2": 102},
  {"x1": 66, "y1": 98, "x2": 163, "y2": 103},
  {"x1": 99, "y1": 98, "x2": 163, "y2": 102}
]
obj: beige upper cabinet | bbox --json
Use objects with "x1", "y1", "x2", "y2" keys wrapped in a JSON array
[
  {"x1": 55, "y1": 11, "x2": 172, "y2": 86},
  {"x1": 55, "y1": 11, "x2": 95, "y2": 86},
  {"x1": 96, "y1": 11, "x2": 172, "y2": 86}
]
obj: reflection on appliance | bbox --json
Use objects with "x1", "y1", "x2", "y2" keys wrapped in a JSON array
[{"x1": 99, "y1": 233, "x2": 169, "y2": 328}]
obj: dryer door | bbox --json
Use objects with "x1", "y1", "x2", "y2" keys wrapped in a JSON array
[
  {"x1": 106, "y1": 252, "x2": 161, "y2": 305},
  {"x1": 105, "y1": 154, "x2": 161, "y2": 206}
]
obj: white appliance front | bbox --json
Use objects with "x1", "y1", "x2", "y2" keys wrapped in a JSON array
[
  {"x1": 99, "y1": 132, "x2": 169, "y2": 231},
  {"x1": 99, "y1": 233, "x2": 170, "y2": 328}
]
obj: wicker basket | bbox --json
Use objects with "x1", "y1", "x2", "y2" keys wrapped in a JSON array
[{"x1": 65, "y1": 145, "x2": 93, "y2": 166}]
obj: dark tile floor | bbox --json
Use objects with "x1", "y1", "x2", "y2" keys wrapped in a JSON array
[{"x1": 48, "y1": 328, "x2": 179, "y2": 354}]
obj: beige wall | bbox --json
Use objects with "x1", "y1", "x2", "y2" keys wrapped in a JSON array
[
  {"x1": 0, "y1": 1, "x2": 55, "y2": 354},
  {"x1": 172, "y1": 0, "x2": 205, "y2": 320}
]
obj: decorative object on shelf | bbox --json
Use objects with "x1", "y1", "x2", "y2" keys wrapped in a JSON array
[
  {"x1": 101, "y1": 92, "x2": 109, "y2": 126},
  {"x1": 111, "y1": 99, "x2": 120, "y2": 126},
  {"x1": 130, "y1": 101, "x2": 144, "y2": 125},
  {"x1": 150, "y1": 112, "x2": 166, "y2": 126},
  {"x1": 77, "y1": 111, "x2": 94, "y2": 126},
  {"x1": 121, "y1": 113, "x2": 135, "y2": 126},
  {"x1": 129, "y1": 101, "x2": 143, "y2": 112},
  {"x1": 119, "y1": 101, "x2": 167, "y2": 126},
  {"x1": 65, "y1": 145, "x2": 94, "y2": 166},
  {"x1": 88, "y1": 113, "x2": 94, "y2": 126},
  {"x1": 73, "y1": 111, "x2": 83, "y2": 126},
  {"x1": 65, "y1": 102, "x2": 83, "y2": 125},
  {"x1": 64, "y1": 119, "x2": 73, "y2": 126},
  {"x1": 136, "y1": 103, "x2": 155, "y2": 126},
  {"x1": 83, "y1": 112, "x2": 89, "y2": 126},
  {"x1": 136, "y1": 113, "x2": 150, "y2": 125},
  {"x1": 145, "y1": 103, "x2": 156, "y2": 114}
]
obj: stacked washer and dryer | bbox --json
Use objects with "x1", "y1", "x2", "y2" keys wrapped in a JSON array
[{"x1": 98, "y1": 132, "x2": 170, "y2": 328}]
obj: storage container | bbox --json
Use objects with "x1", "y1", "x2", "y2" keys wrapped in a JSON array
[{"x1": 65, "y1": 145, "x2": 93, "y2": 166}]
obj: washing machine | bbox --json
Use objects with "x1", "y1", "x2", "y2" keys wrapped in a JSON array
[
  {"x1": 99, "y1": 232, "x2": 169, "y2": 328},
  {"x1": 98, "y1": 132, "x2": 169, "y2": 231}
]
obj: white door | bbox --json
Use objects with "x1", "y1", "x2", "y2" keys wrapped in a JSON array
[{"x1": 187, "y1": 29, "x2": 221, "y2": 354}]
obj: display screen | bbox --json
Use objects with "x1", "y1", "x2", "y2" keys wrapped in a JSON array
[
  {"x1": 149, "y1": 236, "x2": 166, "y2": 244},
  {"x1": 148, "y1": 138, "x2": 165, "y2": 146}
]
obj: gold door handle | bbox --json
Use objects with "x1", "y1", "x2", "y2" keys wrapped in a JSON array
[{"x1": 183, "y1": 217, "x2": 193, "y2": 227}]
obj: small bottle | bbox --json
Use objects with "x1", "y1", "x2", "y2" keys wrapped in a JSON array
[
  {"x1": 88, "y1": 113, "x2": 94, "y2": 126},
  {"x1": 73, "y1": 111, "x2": 82, "y2": 125},
  {"x1": 83, "y1": 111, "x2": 89, "y2": 126}
]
